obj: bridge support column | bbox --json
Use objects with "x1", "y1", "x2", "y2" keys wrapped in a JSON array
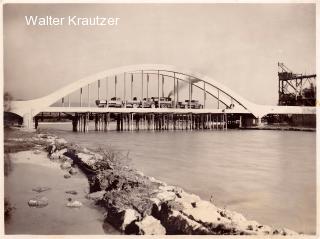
[
  {"x1": 120, "y1": 114, "x2": 124, "y2": 131},
  {"x1": 95, "y1": 114, "x2": 98, "y2": 131},
  {"x1": 255, "y1": 117, "x2": 263, "y2": 127},
  {"x1": 77, "y1": 115, "x2": 81, "y2": 132},
  {"x1": 23, "y1": 113, "x2": 33, "y2": 129},
  {"x1": 225, "y1": 114, "x2": 228, "y2": 130},
  {"x1": 72, "y1": 115, "x2": 78, "y2": 132},
  {"x1": 34, "y1": 117, "x2": 39, "y2": 129},
  {"x1": 116, "y1": 114, "x2": 120, "y2": 131}
]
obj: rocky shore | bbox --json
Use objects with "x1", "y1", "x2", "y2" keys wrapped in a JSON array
[{"x1": 5, "y1": 129, "x2": 299, "y2": 235}]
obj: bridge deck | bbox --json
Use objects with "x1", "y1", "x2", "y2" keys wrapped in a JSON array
[
  {"x1": 38, "y1": 106, "x2": 316, "y2": 115},
  {"x1": 39, "y1": 107, "x2": 250, "y2": 114}
]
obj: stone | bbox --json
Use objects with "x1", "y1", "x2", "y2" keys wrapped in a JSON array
[
  {"x1": 55, "y1": 138, "x2": 67, "y2": 145},
  {"x1": 94, "y1": 153, "x2": 104, "y2": 161},
  {"x1": 272, "y1": 228, "x2": 298, "y2": 236},
  {"x1": 156, "y1": 191, "x2": 176, "y2": 202},
  {"x1": 57, "y1": 148, "x2": 68, "y2": 156},
  {"x1": 120, "y1": 209, "x2": 141, "y2": 231},
  {"x1": 135, "y1": 216, "x2": 166, "y2": 235},
  {"x1": 159, "y1": 185, "x2": 181, "y2": 193},
  {"x1": 69, "y1": 167, "x2": 78, "y2": 175},
  {"x1": 149, "y1": 176, "x2": 166, "y2": 186},
  {"x1": 50, "y1": 148, "x2": 68, "y2": 160},
  {"x1": 47, "y1": 144, "x2": 56, "y2": 154},
  {"x1": 32, "y1": 186, "x2": 51, "y2": 193},
  {"x1": 60, "y1": 162, "x2": 72, "y2": 170},
  {"x1": 175, "y1": 192, "x2": 201, "y2": 210},
  {"x1": 66, "y1": 200, "x2": 82, "y2": 208},
  {"x1": 50, "y1": 153, "x2": 59, "y2": 160},
  {"x1": 87, "y1": 190, "x2": 106, "y2": 201},
  {"x1": 150, "y1": 197, "x2": 161, "y2": 209},
  {"x1": 64, "y1": 174, "x2": 71, "y2": 179},
  {"x1": 65, "y1": 190, "x2": 77, "y2": 195},
  {"x1": 28, "y1": 196, "x2": 49, "y2": 208},
  {"x1": 166, "y1": 210, "x2": 210, "y2": 234},
  {"x1": 226, "y1": 210, "x2": 247, "y2": 222},
  {"x1": 77, "y1": 153, "x2": 96, "y2": 167},
  {"x1": 33, "y1": 149, "x2": 41, "y2": 154},
  {"x1": 61, "y1": 155, "x2": 73, "y2": 164},
  {"x1": 182, "y1": 200, "x2": 224, "y2": 226},
  {"x1": 136, "y1": 171, "x2": 144, "y2": 177},
  {"x1": 281, "y1": 228, "x2": 298, "y2": 236}
]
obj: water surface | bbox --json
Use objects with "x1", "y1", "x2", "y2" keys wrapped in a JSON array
[
  {"x1": 40, "y1": 123, "x2": 316, "y2": 234},
  {"x1": 5, "y1": 151, "x2": 119, "y2": 235}
]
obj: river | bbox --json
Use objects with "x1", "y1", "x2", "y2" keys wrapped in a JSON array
[{"x1": 39, "y1": 122, "x2": 316, "y2": 234}]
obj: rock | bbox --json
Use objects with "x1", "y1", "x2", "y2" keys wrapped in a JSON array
[
  {"x1": 37, "y1": 133, "x2": 47, "y2": 138},
  {"x1": 61, "y1": 155, "x2": 73, "y2": 164},
  {"x1": 149, "y1": 176, "x2": 166, "y2": 186},
  {"x1": 50, "y1": 153, "x2": 59, "y2": 160},
  {"x1": 259, "y1": 225, "x2": 272, "y2": 234},
  {"x1": 69, "y1": 167, "x2": 78, "y2": 175},
  {"x1": 32, "y1": 186, "x2": 51, "y2": 193},
  {"x1": 60, "y1": 162, "x2": 72, "y2": 170},
  {"x1": 50, "y1": 148, "x2": 68, "y2": 160},
  {"x1": 77, "y1": 153, "x2": 96, "y2": 167},
  {"x1": 55, "y1": 138, "x2": 67, "y2": 145},
  {"x1": 94, "y1": 153, "x2": 104, "y2": 161},
  {"x1": 120, "y1": 209, "x2": 141, "y2": 231},
  {"x1": 166, "y1": 200, "x2": 184, "y2": 211},
  {"x1": 135, "y1": 216, "x2": 166, "y2": 235},
  {"x1": 281, "y1": 228, "x2": 298, "y2": 236},
  {"x1": 47, "y1": 144, "x2": 56, "y2": 154},
  {"x1": 165, "y1": 210, "x2": 210, "y2": 234},
  {"x1": 181, "y1": 200, "x2": 224, "y2": 226},
  {"x1": 66, "y1": 200, "x2": 82, "y2": 208},
  {"x1": 272, "y1": 228, "x2": 298, "y2": 236},
  {"x1": 87, "y1": 190, "x2": 106, "y2": 201},
  {"x1": 136, "y1": 171, "x2": 144, "y2": 177},
  {"x1": 175, "y1": 192, "x2": 201, "y2": 210},
  {"x1": 65, "y1": 190, "x2": 77, "y2": 195},
  {"x1": 33, "y1": 150, "x2": 41, "y2": 154},
  {"x1": 247, "y1": 225, "x2": 254, "y2": 230},
  {"x1": 150, "y1": 197, "x2": 161, "y2": 210},
  {"x1": 159, "y1": 185, "x2": 180, "y2": 192},
  {"x1": 64, "y1": 174, "x2": 71, "y2": 179},
  {"x1": 28, "y1": 196, "x2": 49, "y2": 208},
  {"x1": 156, "y1": 191, "x2": 176, "y2": 202}
]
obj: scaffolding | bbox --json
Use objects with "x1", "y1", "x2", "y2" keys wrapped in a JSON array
[{"x1": 278, "y1": 62, "x2": 316, "y2": 106}]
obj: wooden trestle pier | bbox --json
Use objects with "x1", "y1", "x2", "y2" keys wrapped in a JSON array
[{"x1": 72, "y1": 113, "x2": 229, "y2": 132}]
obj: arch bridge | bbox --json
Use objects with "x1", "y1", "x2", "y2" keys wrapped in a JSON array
[{"x1": 9, "y1": 64, "x2": 316, "y2": 131}]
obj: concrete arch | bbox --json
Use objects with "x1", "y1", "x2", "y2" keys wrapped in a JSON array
[{"x1": 10, "y1": 64, "x2": 262, "y2": 118}]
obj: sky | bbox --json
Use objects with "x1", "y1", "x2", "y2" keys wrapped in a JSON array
[{"x1": 4, "y1": 3, "x2": 316, "y2": 105}]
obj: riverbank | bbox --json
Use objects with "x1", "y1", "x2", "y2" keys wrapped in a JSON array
[
  {"x1": 4, "y1": 128, "x2": 119, "y2": 234},
  {"x1": 4, "y1": 127, "x2": 300, "y2": 235},
  {"x1": 242, "y1": 125, "x2": 316, "y2": 132}
]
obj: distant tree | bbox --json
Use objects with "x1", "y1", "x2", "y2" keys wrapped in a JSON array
[{"x1": 4, "y1": 92, "x2": 12, "y2": 112}]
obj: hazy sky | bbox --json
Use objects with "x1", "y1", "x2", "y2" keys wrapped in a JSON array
[{"x1": 4, "y1": 3, "x2": 316, "y2": 105}]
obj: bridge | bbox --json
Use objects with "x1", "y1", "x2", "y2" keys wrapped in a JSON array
[{"x1": 8, "y1": 64, "x2": 316, "y2": 131}]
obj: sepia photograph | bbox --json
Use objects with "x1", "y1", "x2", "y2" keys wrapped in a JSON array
[{"x1": 2, "y1": 1, "x2": 317, "y2": 236}]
